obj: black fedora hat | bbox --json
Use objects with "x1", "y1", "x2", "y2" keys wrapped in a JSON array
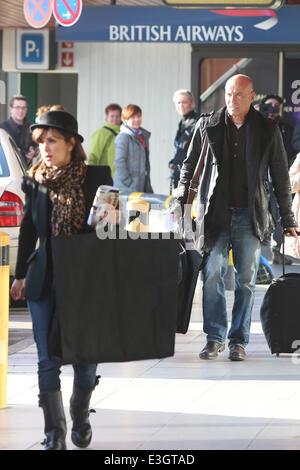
[{"x1": 31, "y1": 110, "x2": 84, "y2": 142}]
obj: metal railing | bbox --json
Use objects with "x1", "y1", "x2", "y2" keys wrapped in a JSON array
[{"x1": 200, "y1": 58, "x2": 253, "y2": 105}]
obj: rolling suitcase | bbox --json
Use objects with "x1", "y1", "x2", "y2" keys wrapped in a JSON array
[{"x1": 260, "y1": 231, "x2": 300, "y2": 355}]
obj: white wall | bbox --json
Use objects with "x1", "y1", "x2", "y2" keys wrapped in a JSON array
[{"x1": 75, "y1": 41, "x2": 191, "y2": 195}]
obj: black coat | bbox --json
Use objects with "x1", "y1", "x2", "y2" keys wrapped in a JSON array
[
  {"x1": 169, "y1": 110, "x2": 200, "y2": 187},
  {"x1": 15, "y1": 165, "x2": 113, "y2": 300},
  {"x1": 175, "y1": 106, "x2": 297, "y2": 247},
  {"x1": 170, "y1": 110, "x2": 200, "y2": 167},
  {"x1": 0, "y1": 117, "x2": 35, "y2": 159}
]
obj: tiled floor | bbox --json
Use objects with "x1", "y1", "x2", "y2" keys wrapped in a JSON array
[{"x1": 2, "y1": 262, "x2": 300, "y2": 451}]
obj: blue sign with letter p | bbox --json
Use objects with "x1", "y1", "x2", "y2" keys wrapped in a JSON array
[{"x1": 21, "y1": 34, "x2": 44, "y2": 63}]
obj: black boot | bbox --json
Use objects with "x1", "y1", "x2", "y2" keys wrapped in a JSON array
[
  {"x1": 38, "y1": 391, "x2": 67, "y2": 450},
  {"x1": 70, "y1": 375, "x2": 100, "y2": 448}
]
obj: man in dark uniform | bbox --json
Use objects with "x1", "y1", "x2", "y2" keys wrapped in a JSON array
[
  {"x1": 0, "y1": 94, "x2": 36, "y2": 166},
  {"x1": 169, "y1": 89, "x2": 199, "y2": 191}
]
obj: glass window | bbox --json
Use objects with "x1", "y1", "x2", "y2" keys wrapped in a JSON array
[
  {"x1": 0, "y1": 146, "x2": 10, "y2": 177},
  {"x1": 199, "y1": 56, "x2": 278, "y2": 114},
  {"x1": 8, "y1": 138, "x2": 27, "y2": 175}
]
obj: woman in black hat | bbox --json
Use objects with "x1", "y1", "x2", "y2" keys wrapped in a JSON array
[{"x1": 10, "y1": 110, "x2": 113, "y2": 450}]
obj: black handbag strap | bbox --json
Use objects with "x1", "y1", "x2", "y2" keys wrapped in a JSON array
[{"x1": 103, "y1": 126, "x2": 118, "y2": 136}]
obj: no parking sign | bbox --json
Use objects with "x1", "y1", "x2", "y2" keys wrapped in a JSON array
[
  {"x1": 53, "y1": 0, "x2": 82, "y2": 27},
  {"x1": 23, "y1": 0, "x2": 52, "y2": 29},
  {"x1": 23, "y1": 0, "x2": 82, "y2": 28}
]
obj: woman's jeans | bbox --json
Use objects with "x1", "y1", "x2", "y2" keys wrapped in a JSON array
[
  {"x1": 202, "y1": 208, "x2": 261, "y2": 348},
  {"x1": 27, "y1": 288, "x2": 97, "y2": 394}
]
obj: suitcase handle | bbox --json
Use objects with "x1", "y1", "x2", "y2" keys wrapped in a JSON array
[{"x1": 282, "y1": 229, "x2": 300, "y2": 276}]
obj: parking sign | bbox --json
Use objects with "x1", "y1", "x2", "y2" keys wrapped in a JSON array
[
  {"x1": 22, "y1": 34, "x2": 44, "y2": 63},
  {"x1": 16, "y1": 30, "x2": 49, "y2": 70}
]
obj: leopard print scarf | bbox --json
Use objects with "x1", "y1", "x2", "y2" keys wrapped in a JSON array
[{"x1": 34, "y1": 158, "x2": 87, "y2": 236}]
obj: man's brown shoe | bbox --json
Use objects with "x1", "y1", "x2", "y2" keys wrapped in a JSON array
[
  {"x1": 228, "y1": 345, "x2": 246, "y2": 361},
  {"x1": 199, "y1": 341, "x2": 225, "y2": 360}
]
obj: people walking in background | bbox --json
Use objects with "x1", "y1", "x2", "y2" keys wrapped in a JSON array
[
  {"x1": 50, "y1": 104, "x2": 64, "y2": 112},
  {"x1": 113, "y1": 104, "x2": 153, "y2": 193},
  {"x1": 35, "y1": 104, "x2": 65, "y2": 124},
  {"x1": 88, "y1": 103, "x2": 122, "y2": 176},
  {"x1": 172, "y1": 74, "x2": 297, "y2": 362},
  {"x1": 35, "y1": 105, "x2": 51, "y2": 123},
  {"x1": 10, "y1": 110, "x2": 113, "y2": 450},
  {"x1": 0, "y1": 94, "x2": 36, "y2": 166},
  {"x1": 169, "y1": 89, "x2": 199, "y2": 191},
  {"x1": 258, "y1": 94, "x2": 296, "y2": 265},
  {"x1": 259, "y1": 94, "x2": 295, "y2": 166},
  {"x1": 283, "y1": 153, "x2": 300, "y2": 259},
  {"x1": 291, "y1": 115, "x2": 300, "y2": 154}
]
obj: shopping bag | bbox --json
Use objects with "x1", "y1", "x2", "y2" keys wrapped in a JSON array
[{"x1": 51, "y1": 232, "x2": 179, "y2": 364}]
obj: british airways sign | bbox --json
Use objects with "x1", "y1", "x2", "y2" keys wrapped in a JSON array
[
  {"x1": 56, "y1": 6, "x2": 299, "y2": 44},
  {"x1": 109, "y1": 24, "x2": 244, "y2": 42}
]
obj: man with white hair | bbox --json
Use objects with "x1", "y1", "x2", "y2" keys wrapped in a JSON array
[
  {"x1": 169, "y1": 89, "x2": 199, "y2": 190},
  {"x1": 173, "y1": 74, "x2": 297, "y2": 361}
]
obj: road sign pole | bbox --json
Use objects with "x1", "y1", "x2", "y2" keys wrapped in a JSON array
[{"x1": 163, "y1": 0, "x2": 282, "y2": 8}]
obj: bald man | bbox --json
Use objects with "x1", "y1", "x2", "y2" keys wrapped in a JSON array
[{"x1": 173, "y1": 74, "x2": 297, "y2": 361}]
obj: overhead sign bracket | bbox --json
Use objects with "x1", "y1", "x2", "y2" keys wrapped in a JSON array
[{"x1": 163, "y1": 0, "x2": 283, "y2": 9}]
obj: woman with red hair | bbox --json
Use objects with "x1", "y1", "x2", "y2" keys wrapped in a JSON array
[{"x1": 113, "y1": 104, "x2": 153, "y2": 193}]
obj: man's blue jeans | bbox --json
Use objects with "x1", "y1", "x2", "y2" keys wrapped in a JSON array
[
  {"x1": 202, "y1": 208, "x2": 261, "y2": 348},
  {"x1": 28, "y1": 287, "x2": 97, "y2": 393}
]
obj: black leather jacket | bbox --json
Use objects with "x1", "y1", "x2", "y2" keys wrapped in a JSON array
[{"x1": 174, "y1": 106, "x2": 296, "y2": 247}]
